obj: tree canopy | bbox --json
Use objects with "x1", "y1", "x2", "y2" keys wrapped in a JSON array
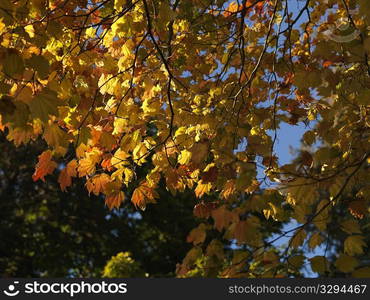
[{"x1": 0, "y1": 0, "x2": 369, "y2": 277}]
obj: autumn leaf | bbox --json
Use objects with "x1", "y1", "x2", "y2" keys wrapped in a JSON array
[
  {"x1": 195, "y1": 180, "x2": 212, "y2": 198},
  {"x1": 0, "y1": 0, "x2": 369, "y2": 278},
  {"x1": 344, "y1": 236, "x2": 366, "y2": 256},
  {"x1": 335, "y1": 254, "x2": 359, "y2": 273},
  {"x1": 32, "y1": 150, "x2": 57, "y2": 182},
  {"x1": 131, "y1": 181, "x2": 158, "y2": 211},
  {"x1": 290, "y1": 230, "x2": 307, "y2": 249},
  {"x1": 86, "y1": 173, "x2": 111, "y2": 196},
  {"x1": 211, "y1": 205, "x2": 238, "y2": 232},
  {"x1": 348, "y1": 201, "x2": 367, "y2": 219},
  {"x1": 310, "y1": 256, "x2": 329, "y2": 274},
  {"x1": 58, "y1": 159, "x2": 77, "y2": 191},
  {"x1": 28, "y1": 89, "x2": 59, "y2": 122},
  {"x1": 187, "y1": 224, "x2": 207, "y2": 245}
]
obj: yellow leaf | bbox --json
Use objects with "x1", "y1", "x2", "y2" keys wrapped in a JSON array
[
  {"x1": 25, "y1": 24, "x2": 35, "y2": 38},
  {"x1": 178, "y1": 149, "x2": 192, "y2": 165},
  {"x1": 43, "y1": 122, "x2": 69, "y2": 149},
  {"x1": 194, "y1": 180, "x2": 212, "y2": 198},
  {"x1": 221, "y1": 180, "x2": 236, "y2": 200},
  {"x1": 78, "y1": 149, "x2": 101, "y2": 177},
  {"x1": 111, "y1": 149, "x2": 130, "y2": 168},
  {"x1": 114, "y1": 0, "x2": 127, "y2": 10},
  {"x1": 133, "y1": 142, "x2": 147, "y2": 165},
  {"x1": 85, "y1": 27, "x2": 96, "y2": 38}
]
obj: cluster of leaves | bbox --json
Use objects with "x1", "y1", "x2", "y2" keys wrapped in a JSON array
[
  {"x1": 0, "y1": 0, "x2": 369, "y2": 277},
  {"x1": 0, "y1": 136, "x2": 199, "y2": 277}
]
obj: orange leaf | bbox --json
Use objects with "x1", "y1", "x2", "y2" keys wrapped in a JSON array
[
  {"x1": 58, "y1": 159, "x2": 77, "y2": 191},
  {"x1": 105, "y1": 191, "x2": 125, "y2": 210},
  {"x1": 32, "y1": 150, "x2": 57, "y2": 182},
  {"x1": 323, "y1": 60, "x2": 333, "y2": 68},
  {"x1": 187, "y1": 224, "x2": 207, "y2": 245},
  {"x1": 86, "y1": 173, "x2": 111, "y2": 195},
  {"x1": 211, "y1": 205, "x2": 238, "y2": 232},
  {"x1": 221, "y1": 180, "x2": 236, "y2": 200},
  {"x1": 131, "y1": 181, "x2": 158, "y2": 211}
]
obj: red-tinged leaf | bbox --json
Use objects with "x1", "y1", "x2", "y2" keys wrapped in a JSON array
[
  {"x1": 32, "y1": 150, "x2": 57, "y2": 182},
  {"x1": 101, "y1": 155, "x2": 113, "y2": 171},
  {"x1": 201, "y1": 166, "x2": 218, "y2": 183},
  {"x1": 193, "y1": 201, "x2": 217, "y2": 219}
]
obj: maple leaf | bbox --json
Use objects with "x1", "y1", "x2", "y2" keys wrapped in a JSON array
[
  {"x1": 86, "y1": 173, "x2": 111, "y2": 196},
  {"x1": 211, "y1": 205, "x2": 238, "y2": 232},
  {"x1": 105, "y1": 191, "x2": 125, "y2": 210},
  {"x1": 310, "y1": 256, "x2": 329, "y2": 274},
  {"x1": 28, "y1": 89, "x2": 59, "y2": 123},
  {"x1": 194, "y1": 180, "x2": 212, "y2": 198},
  {"x1": 193, "y1": 201, "x2": 217, "y2": 219},
  {"x1": 221, "y1": 180, "x2": 236, "y2": 200},
  {"x1": 32, "y1": 150, "x2": 57, "y2": 182},
  {"x1": 1, "y1": 0, "x2": 370, "y2": 278},
  {"x1": 187, "y1": 224, "x2": 207, "y2": 245},
  {"x1": 78, "y1": 148, "x2": 102, "y2": 177},
  {"x1": 344, "y1": 236, "x2": 366, "y2": 256},
  {"x1": 131, "y1": 181, "x2": 158, "y2": 211},
  {"x1": 335, "y1": 254, "x2": 359, "y2": 273},
  {"x1": 58, "y1": 159, "x2": 77, "y2": 191}
]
